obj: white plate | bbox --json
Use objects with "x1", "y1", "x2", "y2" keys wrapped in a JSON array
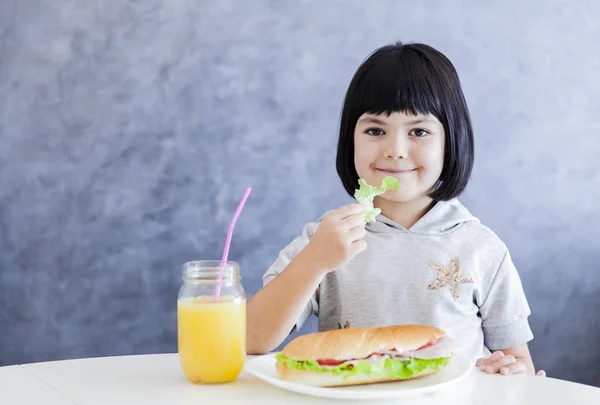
[{"x1": 245, "y1": 352, "x2": 474, "y2": 401}]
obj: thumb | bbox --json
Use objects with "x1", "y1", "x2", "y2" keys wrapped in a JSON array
[{"x1": 536, "y1": 370, "x2": 546, "y2": 377}]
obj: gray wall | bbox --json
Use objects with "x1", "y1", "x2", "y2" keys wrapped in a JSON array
[{"x1": 1, "y1": 0, "x2": 599, "y2": 386}]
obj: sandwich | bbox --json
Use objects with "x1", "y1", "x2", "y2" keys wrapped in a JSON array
[{"x1": 275, "y1": 324, "x2": 453, "y2": 387}]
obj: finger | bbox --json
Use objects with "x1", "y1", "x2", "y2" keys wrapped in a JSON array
[
  {"x1": 332, "y1": 204, "x2": 367, "y2": 220},
  {"x1": 350, "y1": 239, "x2": 367, "y2": 255},
  {"x1": 536, "y1": 370, "x2": 546, "y2": 377},
  {"x1": 347, "y1": 226, "x2": 366, "y2": 242},
  {"x1": 489, "y1": 351, "x2": 505, "y2": 362},
  {"x1": 476, "y1": 357, "x2": 489, "y2": 367},
  {"x1": 499, "y1": 362, "x2": 527, "y2": 375},
  {"x1": 475, "y1": 358, "x2": 487, "y2": 367},
  {"x1": 484, "y1": 355, "x2": 516, "y2": 374},
  {"x1": 340, "y1": 213, "x2": 366, "y2": 230},
  {"x1": 477, "y1": 351, "x2": 504, "y2": 368}
]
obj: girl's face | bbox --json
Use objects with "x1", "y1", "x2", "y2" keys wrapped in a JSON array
[{"x1": 354, "y1": 111, "x2": 445, "y2": 204}]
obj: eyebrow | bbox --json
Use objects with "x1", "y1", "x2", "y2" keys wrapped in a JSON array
[
  {"x1": 405, "y1": 117, "x2": 437, "y2": 125},
  {"x1": 357, "y1": 115, "x2": 437, "y2": 126},
  {"x1": 357, "y1": 116, "x2": 388, "y2": 126}
]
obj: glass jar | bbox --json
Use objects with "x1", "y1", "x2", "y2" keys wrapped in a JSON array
[{"x1": 177, "y1": 261, "x2": 246, "y2": 384}]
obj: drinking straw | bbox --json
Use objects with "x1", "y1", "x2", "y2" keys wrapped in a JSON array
[{"x1": 214, "y1": 186, "x2": 252, "y2": 301}]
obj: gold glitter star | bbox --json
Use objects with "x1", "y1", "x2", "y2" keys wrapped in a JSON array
[{"x1": 427, "y1": 257, "x2": 473, "y2": 302}]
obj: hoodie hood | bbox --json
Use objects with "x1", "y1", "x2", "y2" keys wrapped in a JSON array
[{"x1": 366, "y1": 199, "x2": 479, "y2": 236}]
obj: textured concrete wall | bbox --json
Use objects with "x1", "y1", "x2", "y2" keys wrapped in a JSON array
[{"x1": 0, "y1": 0, "x2": 599, "y2": 386}]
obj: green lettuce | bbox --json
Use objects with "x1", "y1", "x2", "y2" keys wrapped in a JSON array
[
  {"x1": 275, "y1": 353, "x2": 449, "y2": 381},
  {"x1": 354, "y1": 177, "x2": 400, "y2": 223}
]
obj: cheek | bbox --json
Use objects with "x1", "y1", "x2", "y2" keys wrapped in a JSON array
[
  {"x1": 354, "y1": 151, "x2": 370, "y2": 178},
  {"x1": 417, "y1": 143, "x2": 444, "y2": 176},
  {"x1": 353, "y1": 135, "x2": 373, "y2": 173},
  {"x1": 431, "y1": 149, "x2": 445, "y2": 174}
]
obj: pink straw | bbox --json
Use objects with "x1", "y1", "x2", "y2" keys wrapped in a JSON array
[{"x1": 215, "y1": 186, "x2": 252, "y2": 301}]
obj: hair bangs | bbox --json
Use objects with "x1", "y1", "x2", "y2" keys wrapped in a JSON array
[{"x1": 350, "y1": 48, "x2": 443, "y2": 121}]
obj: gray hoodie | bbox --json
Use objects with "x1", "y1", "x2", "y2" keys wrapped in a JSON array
[{"x1": 263, "y1": 199, "x2": 533, "y2": 361}]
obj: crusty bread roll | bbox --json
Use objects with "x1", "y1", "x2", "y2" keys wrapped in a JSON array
[
  {"x1": 282, "y1": 324, "x2": 445, "y2": 361},
  {"x1": 276, "y1": 324, "x2": 450, "y2": 387}
]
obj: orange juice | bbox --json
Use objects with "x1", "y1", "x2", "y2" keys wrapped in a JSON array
[{"x1": 177, "y1": 296, "x2": 246, "y2": 383}]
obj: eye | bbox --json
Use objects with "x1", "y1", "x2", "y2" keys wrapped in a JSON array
[
  {"x1": 409, "y1": 128, "x2": 430, "y2": 137},
  {"x1": 365, "y1": 128, "x2": 385, "y2": 136}
]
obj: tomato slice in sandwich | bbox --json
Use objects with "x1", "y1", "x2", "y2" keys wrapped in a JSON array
[{"x1": 316, "y1": 359, "x2": 346, "y2": 366}]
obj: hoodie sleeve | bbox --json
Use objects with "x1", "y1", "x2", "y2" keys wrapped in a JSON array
[
  {"x1": 478, "y1": 250, "x2": 534, "y2": 350},
  {"x1": 262, "y1": 222, "x2": 320, "y2": 333}
]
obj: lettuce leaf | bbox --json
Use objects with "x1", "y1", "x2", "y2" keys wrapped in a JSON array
[
  {"x1": 275, "y1": 353, "x2": 354, "y2": 376},
  {"x1": 275, "y1": 353, "x2": 449, "y2": 380},
  {"x1": 385, "y1": 356, "x2": 449, "y2": 379},
  {"x1": 353, "y1": 177, "x2": 400, "y2": 223}
]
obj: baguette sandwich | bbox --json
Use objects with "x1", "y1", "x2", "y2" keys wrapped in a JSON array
[{"x1": 275, "y1": 324, "x2": 453, "y2": 387}]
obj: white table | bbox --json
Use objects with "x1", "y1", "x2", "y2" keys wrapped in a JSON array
[{"x1": 1, "y1": 354, "x2": 599, "y2": 405}]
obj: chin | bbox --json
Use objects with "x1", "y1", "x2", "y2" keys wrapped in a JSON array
[{"x1": 378, "y1": 189, "x2": 421, "y2": 203}]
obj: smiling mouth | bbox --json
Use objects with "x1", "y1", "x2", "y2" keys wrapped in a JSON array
[{"x1": 376, "y1": 168, "x2": 417, "y2": 174}]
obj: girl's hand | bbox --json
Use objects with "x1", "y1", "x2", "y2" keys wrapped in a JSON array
[
  {"x1": 302, "y1": 203, "x2": 368, "y2": 275},
  {"x1": 476, "y1": 351, "x2": 546, "y2": 376}
]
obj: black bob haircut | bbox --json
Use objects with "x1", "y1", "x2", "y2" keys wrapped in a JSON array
[{"x1": 336, "y1": 42, "x2": 474, "y2": 201}]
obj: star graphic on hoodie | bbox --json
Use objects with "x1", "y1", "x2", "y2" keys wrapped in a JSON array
[{"x1": 427, "y1": 257, "x2": 473, "y2": 302}]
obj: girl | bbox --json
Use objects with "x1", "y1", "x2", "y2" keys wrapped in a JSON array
[{"x1": 247, "y1": 42, "x2": 545, "y2": 376}]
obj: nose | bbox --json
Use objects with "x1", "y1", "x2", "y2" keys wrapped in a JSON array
[{"x1": 384, "y1": 133, "x2": 409, "y2": 160}]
